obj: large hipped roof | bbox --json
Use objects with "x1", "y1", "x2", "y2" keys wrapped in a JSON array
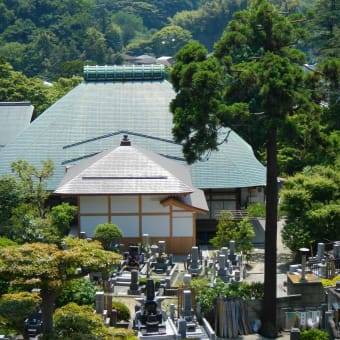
[
  {"x1": 55, "y1": 137, "x2": 208, "y2": 213},
  {"x1": 56, "y1": 142, "x2": 193, "y2": 195},
  {"x1": 0, "y1": 66, "x2": 266, "y2": 191},
  {"x1": 0, "y1": 101, "x2": 33, "y2": 149}
]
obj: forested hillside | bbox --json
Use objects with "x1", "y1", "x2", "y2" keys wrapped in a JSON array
[
  {"x1": 1, "y1": 0, "x2": 335, "y2": 80},
  {"x1": 0, "y1": 0, "x2": 338, "y2": 172}
]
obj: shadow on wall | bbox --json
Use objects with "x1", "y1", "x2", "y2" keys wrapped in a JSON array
[{"x1": 251, "y1": 218, "x2": 265, "y2": 248}]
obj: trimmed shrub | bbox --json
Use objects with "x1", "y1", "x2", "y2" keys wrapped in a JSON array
[
  {"x1": 111, "y1": 301, "x2": 131, "y2": 321},
  {"x1": 94, "y1": 223, "x2": 123, "y2": 250}
]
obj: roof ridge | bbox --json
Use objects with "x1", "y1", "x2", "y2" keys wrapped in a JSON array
[{"x1": 83, "y1": 64, "x2": 165, "y2": 82}]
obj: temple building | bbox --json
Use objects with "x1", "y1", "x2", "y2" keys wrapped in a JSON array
[{"x1": 0, "y1": 64, "x2": 266, "y2": 245}]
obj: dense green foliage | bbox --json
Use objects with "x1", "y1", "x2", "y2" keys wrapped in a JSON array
[
  {"x1": 56, "y1": 278, "x2": 99, "y2": 308},
  {"x1": 1, "y1": 0, "x2": 335, "y2": 81},
  {"x1": 0, "y1": 0, "x2": 199, "y2": 79},
  {"x1": 0, "y1": 0, "x2": 338, "y2": 336},
  {"x1": 281, "y1": 164, "x2": 340, "y2": 254},
  {"x1": 94, "y1": 222, "x2": 123, "y2": 251},
  {"x1": 0, "y1": 57, "x2": 82, "y2": 117},
  {"x1": 0, "y1": 160, "x2": 77, "y2": 244},
  {"x1": 210, "y1": 211, "x2": 255, "y2": 258},
  {"x1": 0, "y1": 238, "x2": 121, "y2": 336},
  {"x1": 0, "y1": 291, "x2": 41, "y2": 340},
  {"x1": 53, "y1": 302, "x2": 111, "y2": 339},
  {"x1": 192, "y1": 278, "x2": 264, "y2": 314},
  {"x1": 53, "y1": 302, "x2": 136, "y2": 339},
  {"x1": 300, "y1": 328, "x2": 329, "y2": 340},
  {"x1": 170, "y1": 0, "x2": 320, "y2": 335},
  {"x1": 111, "y1": 301, "x2": 131, "y2": 321}
]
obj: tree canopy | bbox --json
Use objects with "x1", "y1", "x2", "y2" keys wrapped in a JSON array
[
  {"x1": 0, "y1": 237, "x2": 121, "y2": 337},
  {"x1": 281, "y1": 164, "x2": 340, "y2": 254},
  {"x1": 0, "y1": 291, "x2": 41, "y2": 340},
  {"x1": 1, "y1": 0, "x2": 333, "y2": 81},
  {"x1": 210, "y1": 211, "x2": 255, "y2": 258},
  {"x1": 170, "y1": 0, "x2": 318, "y2": 335}
]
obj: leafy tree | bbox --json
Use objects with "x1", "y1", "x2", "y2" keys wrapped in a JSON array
[
  {"x1": 49, "y1": 202, "x2": 77, "y2": 236},
  {"x1": 56, "y1": 278, "x2": 99, "y2": 308},
  {"x1": 94, "y1": 222, "x2": 123, "y2": 251},
  {"x1": 53, "y1": 302, "x2": 112, "y2": 339},
  {"x1": 105, "y1": 23, "x2": 123, "y2": 52},
  {"x1": 0, "y1": 58, "x2": 55, "y2": 118},
  {"x1": 317, "y1": 58, "x2": 340, "y2": 131},
  {"x1": 0, "y1": 42, "x2": 26, "y2": 71},
  {"x1": 210, "y1": 211, "x2": 255, "y2": 258},
  {"x1": 1, "y1": 160, "x2": 77, "y2": 244},
  {"x1": 83, "y1": 28, "x2": 107, "y2": 64},
  {"x1": 0, "y1": 175, "x2": 23, "y2": 226},
  {"x1": 171, "y1": 0, "x2": 248, "y2": 50},
  {"x1": 170, "y1": 0, "x2": 310, "y2": 335},
  {"x1": 111, "y1": 11, "x2": 147, "y2": 47},
  {"x1": 0, "y1": 291, "x2": 41, "y2": 340},
  {"x1": 57, "y1": 61, "x2": 84, "y2": 78},
  {"x1": 309, "y1": 0, "x2": 340, "y2": 57},
  {"x1": 51, "y1": 76, "x2": 83, "y2": 99},
  {"x1": 0, "y1": 238, "x2": 17, "y2": 295},
  {"x1": 281, "y1": 164, "x2": 340, "y2": 254},
  {"x1": 0, "y1": 237, "x2": 17, "y2": 248},
  {"x1": 11, "y1": 159, "x2": 54, "y2": 218},
  {"x1": 0, "y1": 237, "x2": 121, "y2": 337},
  {"x1": 150, "y1": 25, "x2": 192, "y2": 57}
]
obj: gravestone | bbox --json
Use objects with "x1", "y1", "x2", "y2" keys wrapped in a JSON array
[
  {"x1": 317, "y1": 243, "x2": 325, "y2": 260},
  {"x1": 128, "y1": 269, "x2": 140, "y2": 295},
  {"x1": 95, "y1": 291, "x2": 105, "y2": 314}
]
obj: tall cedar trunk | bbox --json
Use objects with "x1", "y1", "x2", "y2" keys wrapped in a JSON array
[
  {"x1": 40, "y1": 286, "x2": 59, "y2": 338},
  {"x1": 261, "y1": 125, "x2": 278, "y2": 337}
]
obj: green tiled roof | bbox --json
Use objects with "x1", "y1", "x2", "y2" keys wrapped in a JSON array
[
  {"x1": 0, "y1": 102, "x2": 33, "y2": 148},
  {"x1": 0, "y1": 67, "x2": 266, "y2": 191},
  {"x1": 84, "y1": 64, "x2": 165, "y2": 81}
]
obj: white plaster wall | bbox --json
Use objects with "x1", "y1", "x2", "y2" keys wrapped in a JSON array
[
  {"x1": 110, "y1": 215, "x2": 139, "y2": 237},
  {"x1": 172, "y1": 212, "x2": 193, "y2": 237},
  {"x1": 110, "y1": 196, "x2": 138, "y2": 213},
  {"x1": 142, "y1": 195, "x2": 169, "y2": 213},
  {"x1": 79, "y1": 196, "x2": 108, "y2": 214},
  {"x1": 142, "y1": 215, "x2": 170, "y2": 237},
  {"x1": 80, "y1": 215, "x2": 108, "y2": 237}
]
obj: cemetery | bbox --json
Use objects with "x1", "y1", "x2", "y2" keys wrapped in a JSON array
[
  {"x1": 74, "y1": 235, "x2": 337, "y2": 339},
  {"x1": 2, "y1": 235, "x2": 340, "y2": 339}
]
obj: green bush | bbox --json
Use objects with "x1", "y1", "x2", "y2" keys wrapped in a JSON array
[
  {"x1": 246, "y1": 203, "x2": 285, "y2": 218},
  {"x1": 246, "y1": 203, "x2": 266, "y2": 217},
  {"x1": 239, "y1": 281, "x2": 264, "y2": 300},
  {"x1": 300, "y1": 328, "x2": 329, "y2": 340},
  {"x1": 111, "y1": 301, "x2": 131, "y2": 321},
  {"x1": 321, "y1": 275, "x2": 340, "y2": 287},
  {"x1": 194, "y1": 279, "x2": 264, "y2": 315},
  {"x1": 0, "y1": 237, "x2": 17, "y2": 248},
  {"x1": 94, "y1": 223, "x2": 123, "y2": 250},
  {"x1": 56, "y1": 278, "x2": 99, "y2": 307},
  {"x1": 110, "y1": 327, "x2": 138, "y2": 340},
  {"x1": 53, "y1": 302, "x2": 110, "y2": 338}
]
